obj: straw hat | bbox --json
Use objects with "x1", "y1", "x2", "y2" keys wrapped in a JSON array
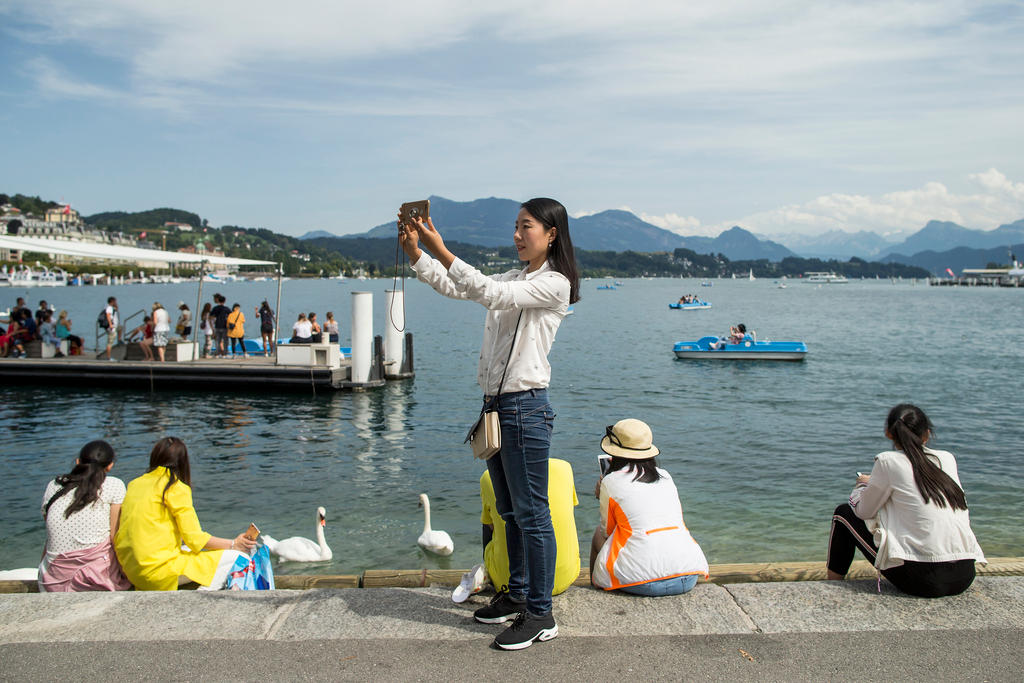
[{"x1": 600, "y1": 419, "x2": 659, "y2": 459}]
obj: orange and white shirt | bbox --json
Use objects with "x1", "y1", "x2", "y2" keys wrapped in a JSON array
[{"x1": 591, "y1": 468, "x2": 709, "y2": 590}]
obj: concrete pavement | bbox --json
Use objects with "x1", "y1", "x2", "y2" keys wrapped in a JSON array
[{"x1": 1, "y1": 577, "x2": 1022, "y2": 681}]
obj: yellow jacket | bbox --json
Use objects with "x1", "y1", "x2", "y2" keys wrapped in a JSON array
[
  {"x1": 227, "y1": 310, "x2": 245, "y2": 338},
  {"x1": 114, "y1": 467, "x2": 222, "y2": 590},
  {"x1": 480, "y1": 458, "x2": 580, "y2": 594}
]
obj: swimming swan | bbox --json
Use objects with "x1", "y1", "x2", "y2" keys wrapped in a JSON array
[
  {"x1": 417, "y1": 493, "x2": 454, "y2": 556},
  {"x1": 262, "y1": 506, "x2": 333, "y2": 562}
]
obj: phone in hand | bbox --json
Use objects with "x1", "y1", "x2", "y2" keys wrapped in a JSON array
[
  {"x1": 399, "y1": 199, "x2": 430, "y2": 228},
  {"x1": 244, "y1": 523, "x2": 260, "y2": 541},
  {"x1": 598, "y1": 454, "x2": 612, "y2": 476}
]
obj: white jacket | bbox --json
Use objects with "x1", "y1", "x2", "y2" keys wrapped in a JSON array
[
  {"x1": 591, "y1": 468, "x2": 708, "y2": 590},
  {"x1": 852, "y1": 448, "x2": 986, "y2": 571}
]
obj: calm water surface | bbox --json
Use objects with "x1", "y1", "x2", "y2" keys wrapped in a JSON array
[{"x1": 2, "y1": 277, "x2": 1022, "y2": 573}]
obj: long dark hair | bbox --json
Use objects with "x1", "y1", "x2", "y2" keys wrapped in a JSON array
[
  {"x1": 44, "y1": 440, "x2": 116, "y2": 519},
  {"x1": 147, "y1": 436, "x2": 192, "y2": 505},
  {"x1": 520, "y1": 197, "x2": 581, "y2": 304},
  {"x1": 886, "y1": 404, "x2": 967, "y2": 510},
  {"x1": 607, "y1": 455, "x2": 661, "y2": 483}
]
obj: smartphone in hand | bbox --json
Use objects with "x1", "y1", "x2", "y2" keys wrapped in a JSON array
[
  {"x1": 399, "y1": 199, "x2": 430, "y2": 227},
  {"x1": 598, "y1": 454, "x2": 612, "y2": 476},
  {"x1": 244, "y1": 523, "x2": 260, "y2": 541}
]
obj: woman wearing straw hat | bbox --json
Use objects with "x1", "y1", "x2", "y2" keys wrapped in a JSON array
[
  {"x1": 591, "y1": 419, "x2": 709, "y2": 596},
  {"x1": 400, "y1": 198, "x2": 580, "y2": 650}
]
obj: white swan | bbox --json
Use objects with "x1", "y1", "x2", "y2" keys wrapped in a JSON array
[
  {"x1": 417, "y1": 493, "x2": 454, "y2": 556},
  {"x1": 0, "y1": 568, "x2": 38, "y2": 580},
  {"x1": 262, "y1": 506, "x2": 333, "y2": 562}
]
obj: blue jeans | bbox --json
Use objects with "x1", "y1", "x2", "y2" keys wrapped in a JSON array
[
  {"x1": 485, "y1": 388, "x2": 556, "y2": 616},
  {"x1": 619, "y1": 574, "x2": 699, "y2": 597}
]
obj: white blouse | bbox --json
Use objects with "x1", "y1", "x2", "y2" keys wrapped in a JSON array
[
  {"x1": 412, "y1": 254, "x2": 569, "y2": 395},
  {"x1": 293, "y1": 320, "x2": 313, "y2": 337},
  {"x1": 852, "y1": 448, "x2": 986, "y2": 571},
  {"x1": 41, "y1": 476, "x2": 125, "y2": 565}
]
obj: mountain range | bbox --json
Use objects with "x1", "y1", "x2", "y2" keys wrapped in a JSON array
[
  {"x1": 298, "y1": 195, "x2": 1024, "y2": 273},
  {"x1": 303, "y1": 195, "x2": 795, "y2": 261}
]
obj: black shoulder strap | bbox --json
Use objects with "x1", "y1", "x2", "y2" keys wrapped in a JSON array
[{"x1": 489, "y1": 310, "x2": 524, "y2": 406}]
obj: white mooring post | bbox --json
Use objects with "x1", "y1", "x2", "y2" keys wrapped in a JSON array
[
  {"x1": 383, "y1": 289, "x2": 404, "y2": 372},
  {"x1": 350, "y1": 291, "x2": 373, "y2": 383}
]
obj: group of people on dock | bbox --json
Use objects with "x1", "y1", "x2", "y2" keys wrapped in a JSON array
[
  {"x1": 196, "y1": 293, "x2": 261, "y2": 358},
  {"x1": 1, "y1": 297, "x2": 84, "y2": 358},
  {"x1": 17, "y1": 198, "x2": 988, "y2": 655},
  {"x1": 288, "y1": 310, "x2": 340, "y2": 345}
]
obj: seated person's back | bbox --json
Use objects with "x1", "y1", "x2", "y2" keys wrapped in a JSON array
[{"x1": 480, "y1": 458, "x2": 580, "y2": 595}]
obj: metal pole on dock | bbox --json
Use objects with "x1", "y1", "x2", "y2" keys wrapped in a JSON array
[
  {"x1": 192, "y1": 259, "x2": 206, "y2": 360},
  {"x1": 273, "y1": 262, "x2": 283, "y2": 361},
  {"x1": 384, "y1": 289, "x2": 404, "y2": 374},
  {"x1": 351, "y1": 291, "x2": 372, "y2": 383}
]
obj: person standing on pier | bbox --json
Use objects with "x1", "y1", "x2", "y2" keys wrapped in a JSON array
[
  {"x1": 103, "y1": 297, "x2": 120, "y2": 361},
  {"x1": 210, "y1": 294, "x2": 231, "y2": 358},
  {"x1": 256, "y1": 301, "x2": 275, "y2": 356},
  {"x1": 227, "y1": 303, "x2": 246, "y2": 357},
  {"x1": 400, "y1": 197, "x2": 580, "y2": 651},
  {"x1": 152, "y1": 302, "x2": 171, "y2": 362}
]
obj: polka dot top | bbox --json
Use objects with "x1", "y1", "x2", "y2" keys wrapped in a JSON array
[{"x1": 42, "y1": 476, "x2": 126, "y2": 558}]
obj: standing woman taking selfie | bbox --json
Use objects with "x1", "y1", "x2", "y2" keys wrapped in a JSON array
[{"x1": 399, "y1": 198, "x2": 580, "y2": 650}]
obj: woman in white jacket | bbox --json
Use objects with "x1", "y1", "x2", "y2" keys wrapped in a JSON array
[
  {"x1": 590, "y1": 419, "x2": 708, "y2": 596},
  {"x1": 826, "y1": 404, "x2": 985, "y2": 597}
]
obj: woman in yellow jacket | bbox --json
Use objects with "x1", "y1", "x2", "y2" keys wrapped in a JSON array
[
  {"x1": 226, "y1": 303, "x2": 246, "y2": 357},
  {"x1": 115, "y1": 437, "x2": 257, "y2": 590}
]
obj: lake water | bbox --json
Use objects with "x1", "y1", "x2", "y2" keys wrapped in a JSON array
[{"x1": 2, "y1": 276, "x2": 1022, "y2": 575}]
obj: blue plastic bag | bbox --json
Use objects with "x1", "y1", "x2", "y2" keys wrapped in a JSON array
[{"x1": 226, "y1": 545, "x2": 275, "y2": 590}]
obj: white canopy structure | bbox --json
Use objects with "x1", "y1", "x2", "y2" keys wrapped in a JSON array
[{"x1": 0, "y1": 235, "x2": 275, "y2": 267}]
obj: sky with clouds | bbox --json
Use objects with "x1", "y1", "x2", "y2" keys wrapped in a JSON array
[{"x1": 1, "y1": 0, "x2": 1022, "y2": 239}]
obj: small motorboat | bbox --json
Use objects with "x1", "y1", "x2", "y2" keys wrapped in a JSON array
[
  {"x1": 668, "y1": 301, "x2": 712, "y2": 310},
  {"x1": 700, "y1": 280, "x2": 713, "y2": 287},
  {"x1": 596, "y1": 284, "x2": 616, "y2": 290},
  {"x1": 673, "y1": 335, "x2": 807, "y2": 361}
]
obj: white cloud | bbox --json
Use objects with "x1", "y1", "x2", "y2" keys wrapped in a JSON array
[
  {"x1": 635, "y1": 211, "x2": 709, "y2": 237},
  {"x1": 710, "y1": 169, "x2": 1024, "y2": 236}
]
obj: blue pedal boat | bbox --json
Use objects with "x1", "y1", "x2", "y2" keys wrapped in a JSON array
[
  {"x1": 668, "y1": 301, "x2": 712, "y2": 310},
  {"x1": 673, "y1": 336, "x2": 807, "y2": 361}
]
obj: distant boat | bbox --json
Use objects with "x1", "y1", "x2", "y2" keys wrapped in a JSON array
[
  {"x1": 802, "y1": 271, "x2": 848, "y2": 284},
  {"x1": 2, "y1": 265, "x2": 69, "y2": 287},
  {"x1": 596, "y1": 284, "x2": 616, "y2": 290},
  {"x1": 614, "y1": 281, "x2": 624, "y2": 286},
  {"x1": 566, "y1": 305, "x2": 575, "y2": 316},
  {"x1": 749, "y1": 269, "x2": 755, "y2": 281},
  {"x1": 673, "y1": 336, "x2": 807, "y2": 361},
  {"x1": 669, "y1": 301, "x2": 712, "y2": 310},
  {"x1": 700, "y1": 280, "x2": 713, "y2": 287}
]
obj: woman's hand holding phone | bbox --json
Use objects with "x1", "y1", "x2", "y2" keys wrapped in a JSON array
[
  {"x1": 397, "y1": 214, "x2": 422, "y2": 262},
  {"x1": 402, "y1": 216, "x2": 455, "y2": 269}
]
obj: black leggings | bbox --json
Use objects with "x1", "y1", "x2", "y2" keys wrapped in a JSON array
[
  {"x1": 827, "y1": 503, "x2": 976, "y2": 598},
  {"x1": 230, "y1": 337, "x2": 244, "y2": 354}
]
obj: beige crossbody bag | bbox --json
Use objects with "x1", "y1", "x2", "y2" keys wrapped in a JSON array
[{"x1": 465, "y1": 311, "x2": 523, "y2": 460}]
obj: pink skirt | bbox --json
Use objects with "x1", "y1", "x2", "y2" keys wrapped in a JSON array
[{"x1": 40, "y1": 539, "x2": 133, "y2": 592}]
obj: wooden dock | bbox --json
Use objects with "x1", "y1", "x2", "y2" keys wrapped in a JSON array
[{"x1": 0, "y1": 352, "x2": 406, "y2": 393}]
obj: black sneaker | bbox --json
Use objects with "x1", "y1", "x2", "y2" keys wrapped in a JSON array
[
  {"x1": 493, "y1": 611, "x2": 558, "y2": 650},
  {"x1": 473, "y1": 588, "x2": 525, "y2": 624}
]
